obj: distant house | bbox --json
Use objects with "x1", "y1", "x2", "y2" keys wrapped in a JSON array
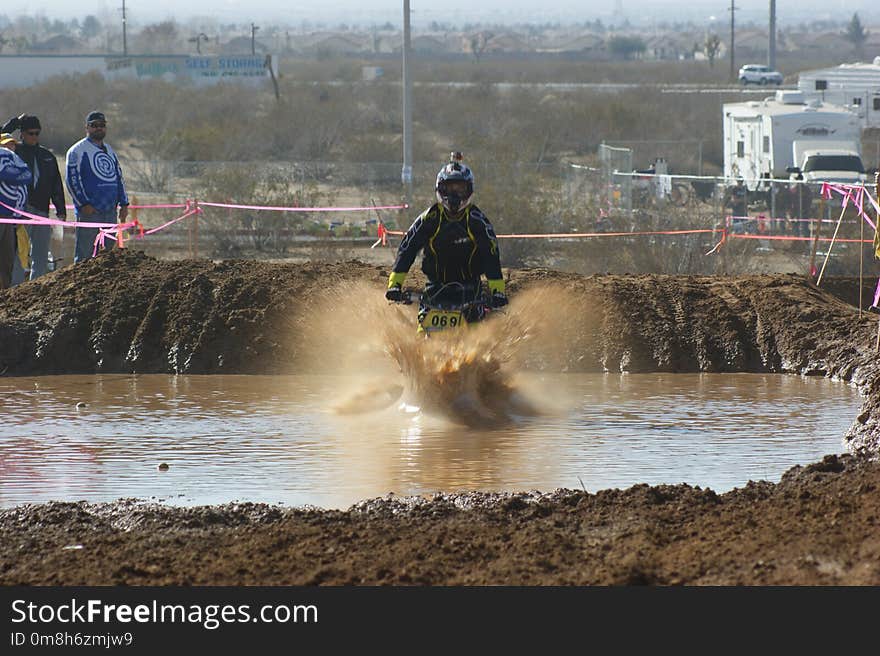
[
  {"x1": 305, "y1": 33, "x2": 370, "y2": 56},
  {"x1": 221, "y1": 36, "x2": 269, "y2": 55},
  {"x1": 733, "y1": 29, "x2": 771, "y2": 58},
  {"x1": 788, "y1": 31, "x2": 851, "y2": 57},
  {"x1": 644, "y1": 33, "x2": 701, "y2": 60},
  {"x1": 371, "y1": 33, "x2": 400, "y2": 54},
  {"x1": 536, "y1": 31, "x2": 603, "y2": 54},
  {"x1": 31, "y1": 34, "x2": 82, "y2": 53},
  {"x1": 484, "y1": 32, "x2": 531, "y2": 54},
  {"x1": 410, "y1": 35, "x2": 449, "y2": 54}
]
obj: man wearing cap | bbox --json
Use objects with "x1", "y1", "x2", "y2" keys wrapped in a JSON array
[
  {"x1": 65, "y1": 111, "x2": 129, "y2": 263},
  {"x1": 0, "y1": 133, "x2": 33, "y2": 289},
  {"x1": 1, "y1": 113, "x2": 67, "y2": 279}
]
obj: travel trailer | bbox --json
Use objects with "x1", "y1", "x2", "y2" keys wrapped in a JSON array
[
  {"x1": 723, "y1": 90, "x2": 864, "y2": 188},
  {"x1": 798, "y1": 58, "x2": 880, "y2": 129}
]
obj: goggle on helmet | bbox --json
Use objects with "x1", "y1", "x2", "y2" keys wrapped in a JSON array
[{"x1": 435, "y1": 161, "x2": 474, "y2": 213}]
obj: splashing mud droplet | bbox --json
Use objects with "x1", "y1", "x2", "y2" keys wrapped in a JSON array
[{"x1": 300, "y1": 281, "x2": 582, "y2": 426}]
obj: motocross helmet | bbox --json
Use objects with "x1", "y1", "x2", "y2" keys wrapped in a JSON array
[{"x1": 435, "y1": 160, "x2": 474, "y2": 213}]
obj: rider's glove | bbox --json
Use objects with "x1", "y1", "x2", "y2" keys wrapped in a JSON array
[
  {"x1": 385, "y1": 285, "x2": 403, "y2": 302},
  {"x1": 490, "y1": 291, "x2": 508, "y2": 308}
]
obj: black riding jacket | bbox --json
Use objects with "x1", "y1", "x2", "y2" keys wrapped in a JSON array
[
  {"x1": 0, "y1": 118, "x2": 67, "y2": 216},
  {"x1": 392, "y1": 203, "x2": 502, "y2": 285},
  {"x1": 16, "y1": 143, "x2": 66, "y2": 216}
]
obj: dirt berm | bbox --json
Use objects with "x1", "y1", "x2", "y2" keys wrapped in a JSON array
[{"x1": 2, "y1": 249, "x2": 880, "y2": 585}]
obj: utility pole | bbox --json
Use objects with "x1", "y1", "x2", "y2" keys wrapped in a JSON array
[
  {"x1": 768, "y1": 0, "x2": 776, "y2": 71},
  {"x1": 251, "y1": 23, "x2": 259, "y2": 55},
  {"x1": 729, "y1": 0, "x2": 737, "y2": 82},
  {"x1": 189, "y1": 32, "x2": 208, "y2": 54},
  {"x1": 121, "y1": 0, "x2": 127, "y2": 56},
  {"x1": 402, "y1": 0, "x2": 413, "y2": 206}
]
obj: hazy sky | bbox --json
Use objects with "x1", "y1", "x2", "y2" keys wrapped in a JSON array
[{"x1": 11, "y1": 1, "x2": 879, "y2": 27}]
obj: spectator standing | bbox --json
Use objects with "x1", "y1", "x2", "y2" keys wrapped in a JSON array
[
  {"x1": 770, "y1": 179, "x2": 790, "y2": 234},
  {"x1": 1, "y1": 114, "x2": 67, "y2": 278},
  {"x1": 787, "y1": 175, "x2": 813, "y2": 238},
  {"x1": 0, "y1": 131, "x2": 30, "y2": 287},
  {"x1": 65, "y1": 111, "x2": 129, "y2": 263},
  {"x1": 724, "y1": 177, "x2": 749, "y2": 233},
  {"x1": 0, "y1": 133, "x2": 33, "y2": 289}
]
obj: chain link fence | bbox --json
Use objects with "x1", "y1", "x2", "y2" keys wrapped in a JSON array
[
  {"x1": 113, "y1": 156, "x2": 876, "y2": 277},
  {"x1": 577, "y1": 144, "x2": 874, "y2": 276}
]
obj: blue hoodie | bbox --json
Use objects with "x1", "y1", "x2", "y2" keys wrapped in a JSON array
[
  {"x1": 65, "y1": 137, "x2": 129, "y2": 213},
  {"x1": 0, "y1": 148, "x2": 33, "y2": 217}
]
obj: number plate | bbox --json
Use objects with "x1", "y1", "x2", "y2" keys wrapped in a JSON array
[{"x1": 420, "y1": 309, "x2": 464, "y2": 332}]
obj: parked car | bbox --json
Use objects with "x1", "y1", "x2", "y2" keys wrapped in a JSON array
[{"x1": 738, "y1": 64, "x2": 784, "y2": 86}]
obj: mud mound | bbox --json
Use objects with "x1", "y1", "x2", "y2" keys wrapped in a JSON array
[
  {"x1": 2, "y1": 454, "x2": 878, "y2": 585},
  {"x1": 0, "y1": 250, "x2": 388, "y2": 375},
  {"x1": 1, "y1": 252, "x2": 873, "y2": 379},
  {"x1": 817, "y1": 276, "x2": 879, "y2": 311}
]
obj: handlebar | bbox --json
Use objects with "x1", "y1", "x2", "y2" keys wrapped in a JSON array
[
  {"x1": 391, "y1": 282, "x2": 493, "y2": 311},
  {"x1": 394, "y1": 288, "x2": 419, "y2": 305}
]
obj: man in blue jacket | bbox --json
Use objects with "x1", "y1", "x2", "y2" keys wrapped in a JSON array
[
  {"x1": 0, "y1": 133, "x2": 33, "y2": 289},
  {"x1": 65, "y1": 111, "x2": 129, "y2": 263}
]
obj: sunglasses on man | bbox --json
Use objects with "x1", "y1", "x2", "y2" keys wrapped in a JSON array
[{"x1": 88, "y1": 122, "x2": 107, "y2": 128}]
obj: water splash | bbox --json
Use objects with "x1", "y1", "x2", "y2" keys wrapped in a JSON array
[
  {"x1": 382, "y1": 318, "x2": 526, "y2": 425},
  {"x1": 302, "y1": 282, "x2": 578, "y2": 426}
]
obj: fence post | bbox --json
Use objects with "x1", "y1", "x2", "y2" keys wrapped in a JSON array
[
  {"x1": 698, "y1": 140, "x2": 703, "y2": 177},
  {"x1": 860, "y1": 194, "x2": 865, "y2": 318},
  {"x1": 809, "y1": 196, "x2": 825, "y2": 278},
  {"x1": 187, "y1": 199, "x2": 194, "y2": 258},
  {"x1": 194, "y1": 198, "x2": 199, "y2": 259}
]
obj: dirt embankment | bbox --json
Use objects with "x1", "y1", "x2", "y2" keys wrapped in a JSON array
[
  {"x1": 1, "y1": 454, "x2": 878, "y2": 585},
  {"x1": 3, "y1": 250, "x2": 880, "y2": 585}
]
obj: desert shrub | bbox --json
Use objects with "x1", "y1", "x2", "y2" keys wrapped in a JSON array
[{"x1": 196, "y1": 163, "x2": 336, "y2": 257}]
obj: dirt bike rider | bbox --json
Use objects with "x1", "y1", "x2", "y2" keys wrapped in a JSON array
[{"x1": 385, "y1": 153, "x2": 507, "y2": 321}]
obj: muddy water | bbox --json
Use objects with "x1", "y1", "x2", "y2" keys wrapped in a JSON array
[{"x1": 0, "y1": 373, "x2": 860, "y2": 509}]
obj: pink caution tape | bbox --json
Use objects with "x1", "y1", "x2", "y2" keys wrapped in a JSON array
[
  {"x1": 143, "y1": 206, "x2": 201, "y2": 236},
  {"x1": 729, "y1": 215, "x2": 862, "y2": 225},
  {"x1": 380, "y1": 226, "x2": 717, "y2": 240},
  {"x1": 64, "y1": 203, "x2": 188, "y2": 211},
  {"x1": 200, "y1": 201, "x2": 408, "y2": 212},
  {"x1": 821, "y1": 182, "x2": 876, "y2": 230},
  {"x1": 728, "y1": 234, "x2": 873, "y2": 243},
  {"x1": 0, "y1": 200, "x2": 136, "y2": 229},
  {"x1": 496, "y1": 229, "x2": 717, "y2": 239}
]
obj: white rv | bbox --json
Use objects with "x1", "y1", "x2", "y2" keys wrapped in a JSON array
[
  {"x1": 798, "y1": 58, "x2": 880, "y2": 129},
  {"x1": 723, "y1": 90, "x2": 864, "y2": 188}
]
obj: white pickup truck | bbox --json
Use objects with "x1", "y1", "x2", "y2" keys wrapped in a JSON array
[{"x1": 789, "y1": 140, "x2": 866, "y2": 185}]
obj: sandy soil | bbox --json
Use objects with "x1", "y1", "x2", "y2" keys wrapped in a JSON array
[{"x1": 2, "y1": 250, "x2": 880, "y2": 585}]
